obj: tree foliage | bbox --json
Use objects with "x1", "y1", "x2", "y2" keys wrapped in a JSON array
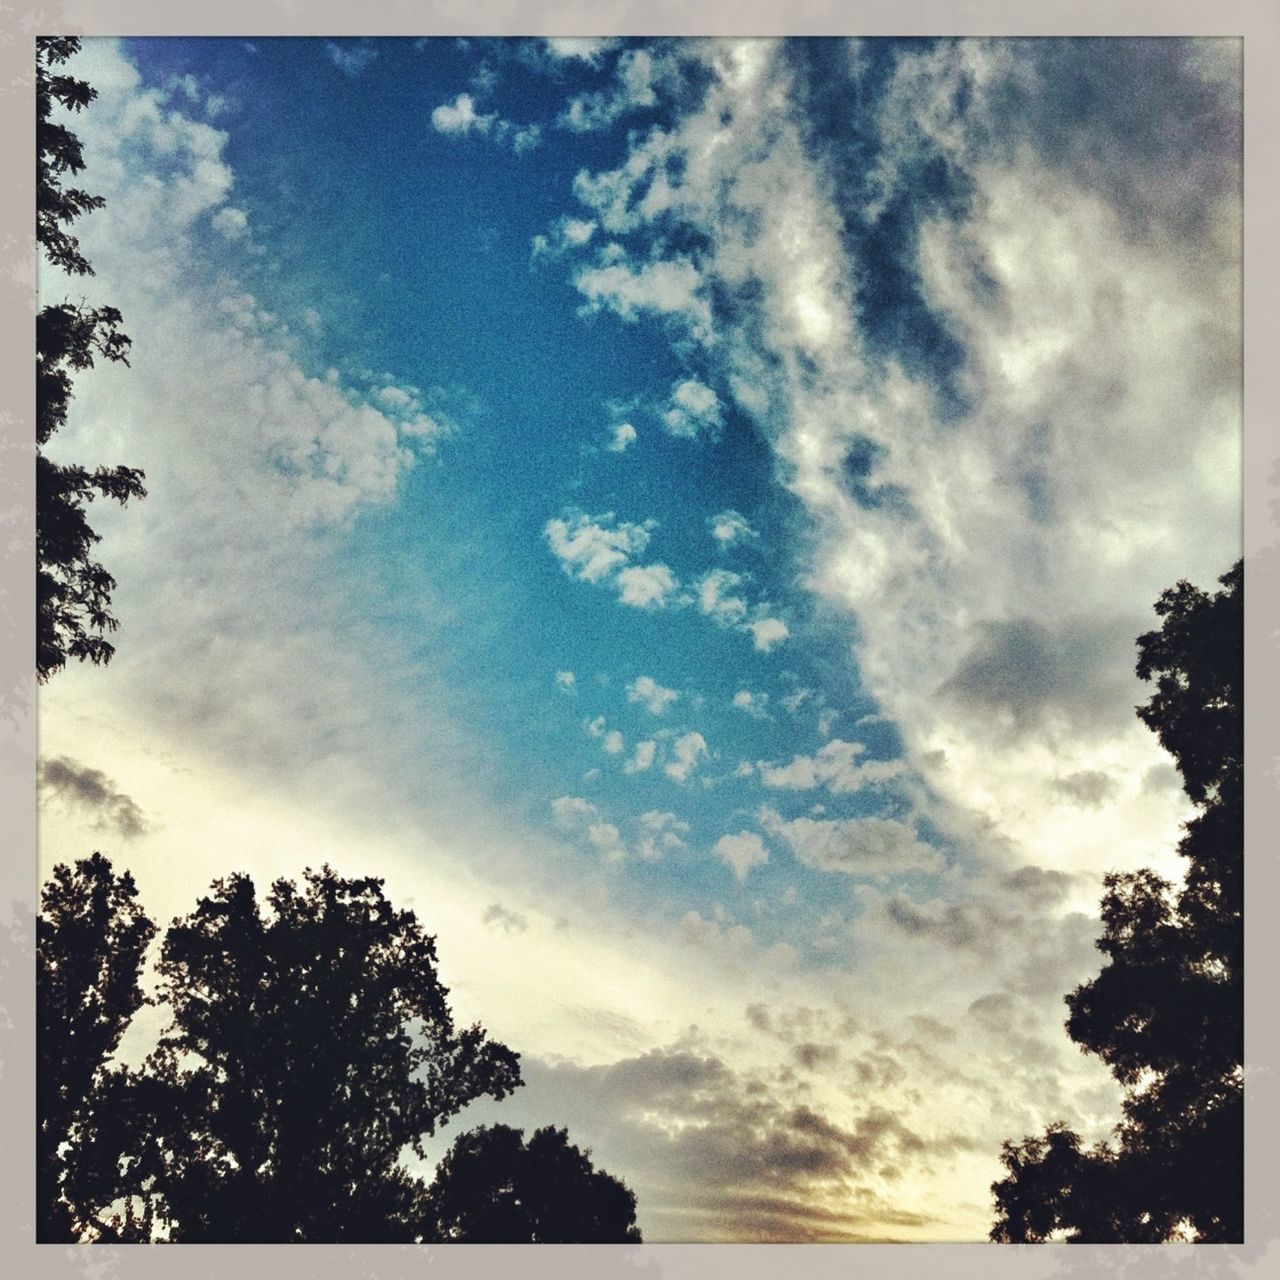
[
  {"x1": 36, "y1": 36, "x2": 144, "y2": 683},
  {"x1": 36, "y1": 854, "x2": 155, "y2": 1241},
  {"x1": 991, "y1": 562, "x2": 1243, "y2": 1243},
  {"x1": 422, "y1": 1123, "x2": 643, "y2": 1243},
  {"x1": 37, "y1": 861, "x2": 641, "y2": 1243}
]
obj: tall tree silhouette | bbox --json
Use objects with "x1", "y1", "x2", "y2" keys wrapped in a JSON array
[
  {"x1": 36, "y1": 854, "x2": 155, "y2": 1241},
  {"x1": 421, "y1": 1123, "x2": 643, "y2": 1243},
  {"x1": 132, "y1": 866, "x2": 523, "y2": 1242},
  {"x1": 991, "y1": 562, "x2": 1243, "y2": 1242},
  {"x1": 37, "y1": 36, "x2": 144, "y2": 682}
]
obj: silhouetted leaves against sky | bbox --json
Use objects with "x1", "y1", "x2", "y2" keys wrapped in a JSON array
[
  {"x1": 422, "y1": 1123, "x2": 642, "y2": 1243},
  {"x1": 992, "y1": 563, "x2": 1242, "y2": 1243},
  {"x1": 36, "y1": 853, "x2": 154, "y2": 1241},
  {"x1": 139, "y1": 866, "x2": 523, "y2": 1242},
  {"x1": 36, "y1": 36, "x2": 143, "y2": 682}
]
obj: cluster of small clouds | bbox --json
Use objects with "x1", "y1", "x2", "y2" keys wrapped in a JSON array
[
  {"x1": 695, "y1": 569, "x2": 789, "y2": 652},
  {"x1": 431, "y1": 92, "x2": 541, "y2": 153},
  {"x1": 552, "y1": 795, "x2": 689, "y2": 863},
  {"x1": 544, "y1": 511, "x2": 786, "y2": 647}
]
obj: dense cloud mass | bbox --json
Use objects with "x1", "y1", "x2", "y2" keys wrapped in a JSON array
[{"x1": 37, "y1": 36, "x2": 1239, "y2": 1243}]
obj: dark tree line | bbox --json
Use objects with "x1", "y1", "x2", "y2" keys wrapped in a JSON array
[
  {"x1": 992, "y1": 562, "x2": 1243, "y2": 1242},
  {"x1": 37, "y1": 861, "x2": 641, "y2": 1243},
  {"x1": 37, "y1": 35, "x2": 143, "y2": 683}
]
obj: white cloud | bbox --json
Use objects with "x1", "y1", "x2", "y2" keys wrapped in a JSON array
[
  {"x1": 634, "y1": 809, "x2": 688, "y2": 860},
  {"x1": 555, "y1": 670, "x2": 576, "y2": 692},
  {"x1": 431, "y1": 93, "x2": 540, "y2": 152},
  {"x1": 326, "y1": 41, "x2": 378, "y2": 78},
  {"x1": 759, "y1": 739, "x2": 906, "y2": 793},
  {"x1": 627, "y1": 675, "x2": 679, "y2": 715},
  {"x1": 713, "y1": 831, "x2": 769, "y2": 881},
  {"x1": 710, "y1": 509, "x2": 756, "y2": 546},
  {"x1": 559, "y1": 48, "x2": 667, "y2": 133},
  {"x1": 608, "y1": 422, "x2": 637, "y2": 452},
  {"x1": 663, "y1": 378, "x2": 723, "y2": 439},
  {"x1": 732, "y1": 689, "x2": 770, "y2": 720},
  {"x1": 545, "y1": 511, "x2": 653, "y2": 583},
  {"x1": 588, "y1": 820, "x2": 627, "y2": 862},
  {"x1": 696, "y1": 569, "x2": 749, "y2": 626},
  {"x1": 533, "y1": 216, "x2": 599, "y2": 259},
  {"x1": 759, "y1": 807, "x2": 943, "y2": 879},
  {"x1": 747, "y1": 617, "x2": 789, "y2": 652},
  {"x1": 624, "y1": 739, "x2": 657, "y2": 775},
  {"x1": 573, "y1": 253, "x2": 712, "y2": 342},
  {"x1": 210, "y1": 206, "x2": 248, "y2": 240},
  {"x1": 616, "y1": 563, "x2": 678, "y2": 609},
  {"x1": 665, "y1": 732, "x2": 709, "y2": 784},
  {"x1": 603, "y1": 729, "x2": 625, "y2": 755},
  {"x1": 432, "y1": 92, "x2": 497, "y2": 136},
  {"x1": 552, "y1": 794, "x2": 598, "y2": 827},
  {"x1": 541, "y1": 37, "x2": 620, "y2": 65}
]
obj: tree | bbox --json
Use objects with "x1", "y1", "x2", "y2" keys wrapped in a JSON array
[
  {"x1": 37, "y1": 35, "x2": 144, "y2": 683},
  {"x1": 36, "y1": 853, "x2": 155, "y2": 1241},
  {"x1": 991, "y1": 562, "x2": 1243, "y2": 1243},
  {"x1": 421, "y1": 1123, "x2": 642, "y2": 1243},
  {"x1": 131, "y1": 866, "x2": 523, "y2": 1242}
]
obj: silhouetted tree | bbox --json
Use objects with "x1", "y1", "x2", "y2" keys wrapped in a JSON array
[
  {"x1": 132, "y1": 866, "x2": 523, "y2": 1242},
  {"x1": 991, "y1": 562, "x2": 1242, "y2": 1242},
  {"x1": 36, "y1": 853, "x2": 155, "y2": 1241},
  {"x1": 421, "y1": 1123, "x2": 642, "y2": 1243},
  {"x1": 37, "y1": 36, "x2": 144, "y2": 682}
]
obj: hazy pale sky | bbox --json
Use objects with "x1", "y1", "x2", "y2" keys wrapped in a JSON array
[{"x1": 37, "y1": 35, "x2": 1240, "y2": 1241}]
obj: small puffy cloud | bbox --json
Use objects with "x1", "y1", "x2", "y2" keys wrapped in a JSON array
[
  {"x1": 625, "y1": 739, "x2": 657, "y2": 774},
  {"x1": 781, "y1": 688, "x2": 812, "y2": 714},
  {"x1": 552, "y1": 794, "x2": 598, "y2": 827},
  {"x1": 326, "y1": 40, "x2": 378, "y2": 77},
  {"x1": 608, "y1": 422, "x2": 637, "y2": 452},
  {"x1": 210, "y1": 206, "x2": 248, "y2": 241},
  {"x1": 732, "y1": 689, "x2": 771, "y2": 720},
  {"x1": 555, "y1": 669, "x2": 576, "y2": 692},
  {"x1": 747, "y1": 616, "x2": 790, "y2": 652},
  {"x1": 627, "y1": 675, "x2": 679, "y2": 715},
  {"x1": 532, "y1": 215, "x2": 599, "y2": 258},
  {"x1": 710, "y1": 509, "x2": 756, "y2": 547},
  {"x1": 545, "y1": 510, "x2": 653, "y2": 583},
  {"x1": 432, "y1": 92, "x2": 496, "y2": 136},
  {"x1": 663, "y1": 378, "x2": 723, "y2": 439},
  {"x1": 541, "y1": 36, "x2": 620, "y2": 65},
  {"x1": 758, "y1": 739, "x2": 906, "y2": 794},
  {"x1": 697, "y1": 569, "x2": 749, "y2": 625},
  {"x1": 635, "y1": 808, "x2": 688, "y2": 859},
  {"x1": 588, "y1": 820, "x2": 627, "y2": 862},
  {"x1": 759, "y1": 807, "x2": 943, "y2": 879},
  {"x1": 39, "y1": 756, "x2": 148, "y2": 839},
  {"x1": 666, "y1": 731, "x2": 709, "y2": 784},
  {"x1": 603, "y1": 729, "x2": 625, "y2": 755},
  {"x1": 616, "y1": 563, "x2": 678, "y2": 609},
  {"x1": 573, "y1": 253, "x2": 712, "y2": 341},
  {"x1": 483, "y1": 903, "x2": 529, "y2": 934},
  {"x1": 714, "y1": 831, "x2": 769, "y2": 881}
]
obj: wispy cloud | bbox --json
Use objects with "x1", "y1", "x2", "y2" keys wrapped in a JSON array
[
  {"x1": 326, "y1": 40, "x2": 379, "y2": 78},
  {"x1": 39, "y1": 755, "x2": 149, "y2": 838}
]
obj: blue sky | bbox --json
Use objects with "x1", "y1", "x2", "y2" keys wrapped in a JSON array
[{"x1": 38, "y1": 36, "x2": 1241, "y2": 1241}]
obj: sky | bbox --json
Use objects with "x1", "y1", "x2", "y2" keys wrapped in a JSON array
[{"x1": 36, "y1": 36, "x2": 1241, "y2": 1242}]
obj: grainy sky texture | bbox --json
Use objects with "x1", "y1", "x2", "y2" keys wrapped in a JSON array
[{"x1": 37, "y1": 36, "x2": 1241, "y2": 1242}]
